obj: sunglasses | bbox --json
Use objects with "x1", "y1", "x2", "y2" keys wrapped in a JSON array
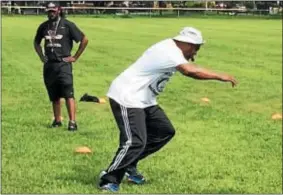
[
  {"x1": 194, "y1": 44, "x2": 201, "y2": 51},
  {"x1": 187, "y1": 43, "x2": 201, "y2": 51}
]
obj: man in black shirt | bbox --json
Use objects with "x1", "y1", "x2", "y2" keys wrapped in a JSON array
[{"x1": 34, "y1": 2, "x2": 88, "y2": 131}]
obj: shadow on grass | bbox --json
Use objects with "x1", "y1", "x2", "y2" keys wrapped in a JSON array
[
  {"x1": 55, "y1": 164, "x2": 100, "y2": 186},
  {"x1": 55, "y1": 164, "x2": 154, "y2": 189}
]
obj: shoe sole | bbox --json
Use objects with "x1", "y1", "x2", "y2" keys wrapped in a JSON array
[
  {"x1": 125, "y1": 172, "x2": 145, "y2": 185},
  {"x1": 127, "y1": 177, "x2": 145, "y2": 185},
  {"x1": 99, "y1": 187, "x2": 118, "y2": 192},
  {"x1": 50, "y1": 125, "x2": 62, "y2": 128},
  {"x1": 68, "y1": 129, "x2": 77, "y2": 131}
]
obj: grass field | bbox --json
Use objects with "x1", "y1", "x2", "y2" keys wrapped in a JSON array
[{"x1": 1, "y1": 16, "x2": 282, "y2": 194}]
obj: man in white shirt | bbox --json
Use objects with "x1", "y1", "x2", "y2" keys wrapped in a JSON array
[{"x1": 98, "y1": 27, "x2": 237, "y2": 192}]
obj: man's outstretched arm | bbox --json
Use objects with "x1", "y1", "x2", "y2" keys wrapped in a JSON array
[{"x1": 176, "y1": 63, "x2": 237, "y2": 87}]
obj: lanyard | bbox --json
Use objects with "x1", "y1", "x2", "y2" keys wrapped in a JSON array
[{"x1": 48, "y1": 17, "x2": 61, "y2": 52}]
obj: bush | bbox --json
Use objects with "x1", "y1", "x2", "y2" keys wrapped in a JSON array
[
  {"x1": 243, "y1": 2, "x2": 255, "y2": 9},
  {"x1": 207, "y1": 1, "x2": 216, "y2": 8},
  {"x1": 185, "y1": 2, "x2": 206, "y2": 8}
]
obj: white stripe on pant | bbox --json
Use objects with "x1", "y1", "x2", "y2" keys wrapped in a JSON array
[{"x1": 107, "y1": 105, "x2": 132, "y2": 172}]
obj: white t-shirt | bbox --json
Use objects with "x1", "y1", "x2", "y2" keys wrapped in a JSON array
[{"x1": 107, "y1": 39, "x2": 188, "y2": 108}]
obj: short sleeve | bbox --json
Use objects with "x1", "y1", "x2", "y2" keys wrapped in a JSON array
[
  {"x1": 34, "y1": 23, "x2": 45, "y2": 44},
  {"x1": 156, "y1": 40, "x2": 188, "y2": 69},
  {"x1": 138, "y1": 39, "x2": 189, "y2": 71},
  {"x1": 168, "y1": 49, "x2": 188, "y2": 67},
  {"x1": 68, "y1": 22, "x2": 84, "y2": 43}
]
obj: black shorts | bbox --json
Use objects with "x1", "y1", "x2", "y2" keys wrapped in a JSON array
[{"x1": 43, "y1": 62, "x2": 74, "y2": 102}]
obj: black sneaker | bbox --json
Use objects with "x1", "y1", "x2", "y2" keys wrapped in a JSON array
[
  {"x1": 98, "y1": 171, "x2": 120, "y2": 192},
  {"x1": 68, "y1": 121, "x2": 78, "y2": 131},
  {"x1": 50, "y1": 120, "x2": 62, "y2": 128}
]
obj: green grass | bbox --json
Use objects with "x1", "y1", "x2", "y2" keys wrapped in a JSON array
[{"x1": 1, "y1": 16, "x2": 282, "y2": 194}]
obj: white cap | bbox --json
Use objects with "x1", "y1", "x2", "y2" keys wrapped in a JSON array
[
  {"x1": 46, "y1": 2, "x2": 59, "y2": 12},
  {"x1": 173, "y1": 27, "x2": 205, "y2": 45}
]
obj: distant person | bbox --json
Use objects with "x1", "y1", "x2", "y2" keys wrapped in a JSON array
[
  {"x1": 98, "y1": 27, "x2": 237, "y2": 192},
  {"x1": 34, "y1": 2, "x2": 88, "y2": 131}
]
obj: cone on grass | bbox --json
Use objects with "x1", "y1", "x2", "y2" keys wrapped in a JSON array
[
  {"x1": 74, "y1": 146, "x2": 92, "y2": 154},
  {"x1": 271, "y1": 113, "x2": 282, "y2": 120},
  {"x1": 99, "y1": 98, "x2": 106, "y2": 104},
  {"x1": 201, "y1": 97, "x2": 210, "y2": 103}
]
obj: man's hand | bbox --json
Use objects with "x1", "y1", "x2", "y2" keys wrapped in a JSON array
[
  {"x1": 34, "y1": 41, "x2": 47, "y2": 64},
  {"x1": 219, "y1": 74, "x2": 237, "y2": 87},
  {"x1": 62, "y1": 56, "x2": 76, "y2": 63},
  {"x1": 41, "y1": 56, "x2": 48, "y2": 64},
  {"x1": 176, "y1": 63, "x2": 238, "y2": 87}
]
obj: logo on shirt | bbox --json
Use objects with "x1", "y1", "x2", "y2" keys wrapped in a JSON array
[
  {"x1": 149, "y1": 72, "x2": 173, "y2": 95},
  {"x1": 45, "y1": 30, "x2": 63, "y2": 48}
]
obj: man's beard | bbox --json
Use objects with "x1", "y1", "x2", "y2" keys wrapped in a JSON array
[
  {"x1": 184, "y1": 54, "x2": 195, "y2": 62},
  {"x1": 48, "y1": 15, "x2": 59, "y2": 22}
]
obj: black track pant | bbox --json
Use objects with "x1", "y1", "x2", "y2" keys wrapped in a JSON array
[{"x1": 101, "y1": 98, "x2": 175, "y2": 184}]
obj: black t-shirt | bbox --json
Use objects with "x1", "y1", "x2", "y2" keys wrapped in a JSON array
[{"x1": 34, "y1": 18, "x2": 84, "y2": 62}]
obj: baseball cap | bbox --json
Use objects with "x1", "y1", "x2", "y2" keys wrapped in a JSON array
[
  {"x1": 173, "y1": 27, "x2": 205, "y2": 45},
  {"x1": 45, "y1": 2, "x2": 60, "y2": 12}
]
